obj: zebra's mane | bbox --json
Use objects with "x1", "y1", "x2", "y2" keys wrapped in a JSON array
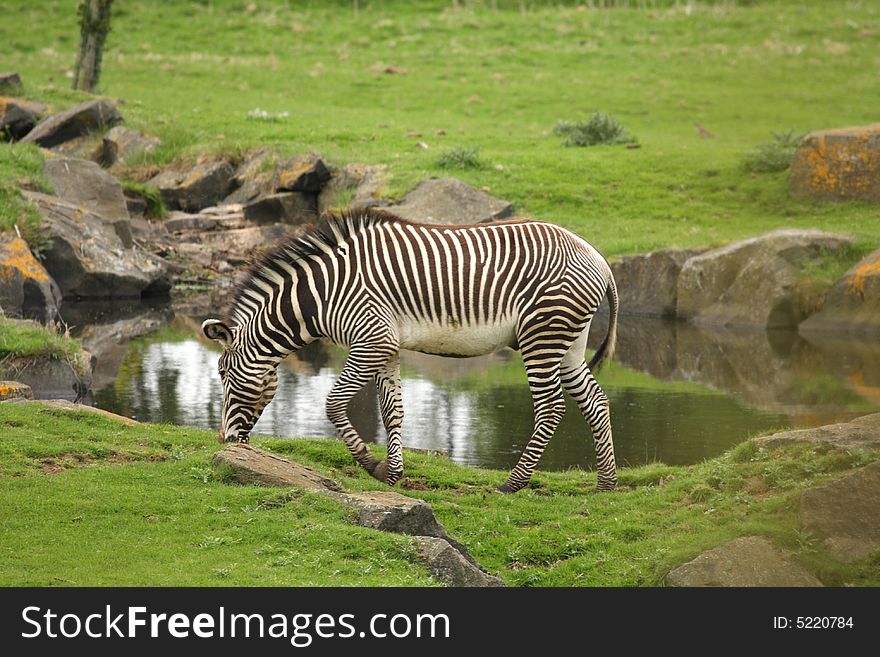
[{"x1": 228, "y1": 207, "x2": 403, "y2": 323}]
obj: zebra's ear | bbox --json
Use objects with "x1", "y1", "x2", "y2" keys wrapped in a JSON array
[{"x1": 202, "y1": 319, "x2": 234, "y2": 347}]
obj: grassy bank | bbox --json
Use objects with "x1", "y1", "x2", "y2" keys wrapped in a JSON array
[
  {"x1": 2, "y1": 0, "x2": 879, "y2": 256},
  {"x1": 0, "y1": 317, "x2": 82, "y2": 361},
  {"x1": 1, "y1": 401, "x2": 878, "y2": 586}
]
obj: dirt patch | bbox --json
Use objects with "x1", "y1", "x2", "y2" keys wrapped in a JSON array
[
  {"x1": 399, "y1": 478, "x2": 430, "y2": 491},
  {"x1": 36, "y1": 449, "x2": 166, "y2": 474}
]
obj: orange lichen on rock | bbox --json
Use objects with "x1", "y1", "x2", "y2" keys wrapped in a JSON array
[
  {"x1": 846, "y1": 252, "x2": 880, "y2": 297},
  {"x1": 790, "y1": 124, "x2": 880, "y2": 202},
  {"x1": 0, "y1": 236, "x2": 49, "y2": 282}
]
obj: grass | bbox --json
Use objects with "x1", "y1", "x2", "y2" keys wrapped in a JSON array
[
  {"x1": 121, "y1": 180, "x2": 167, "y2": 219},
  {"x1": 1, "y1": 401, "x2": 878, "y2": 587},
  {"x1": 553, "y1": 112, "x2": 637, "y2": 147},
  {"x1": 435, "y1": 145, "x2": 486, "y2": 169},
  {"x1": 0, "y1": 144, "x2": 52, "y2": 253},
  {"x1": 0, "y1": 0, "x2": 878, "y2": 257},
  {"x1": 741, "y1": 129, "x2": 804, "y2": 173},
  {"x1": 0, "y1": 317, "x2": 82, "y2": 361}
]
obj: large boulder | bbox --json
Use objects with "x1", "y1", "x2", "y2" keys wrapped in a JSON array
[
  {"x1": 801, "y1": 462, "x2": 880, "y2": 563},
  {"x1": 1, "y1": 97, "x2": 46, "y2": 141},
  {"x1": 273, "y1": 154, "x2": 331, "y2": 193},
  {"x1": 790, "y1": 125, "x2": 880, "y2": 202},
  {"x1": 43, "y1": 158, "x2": 132, "y2": 246},
  {"x1": 754, "y1": 413, "x2": 880, "y2": 452},
  {"x1": 212, "y1": 444, "x2": 343, "y2": 492},
  {"x1": 318, "y1": 163, "x2": 390, "y2": 213},
  {"x1": 666, "y1": 536, "x2": 821, "y2": 587},
  {"x1": 610, "y1": 248, "x2": 705, "y2": 317},
  {"x1": 24, "y1": 191, "x2": 170, "y2": 298},
  {"x1": 676, "y1": 229, "x2": 853, "y2": 329},
  {"x1": 100, "y1": 126, "x2": 159, "y2": 167},
  {"x1": 391, "y1": 177, "x2": 514, "y2": 225},
  {"x1": 243, "y1": 192, "x2": 317, "y2": 225},
  {"x1": 0, "y1": 345, "x2": 94, "y2": 402},
  {"x1": 223, "y1": 148, "x2": 276, "y2": 205},
  {"x1": 19, "y1": 98, "x2": 122, "y2": 148},
  {"x1": 148, "y1": 159, "x2": 236, "y2": 212},
  {"x1": 0, "y1": 234, "x2": 61, "y2": 322},
  {"x1": 799, "y1": 248, "x2": 880, "y2": 336}
]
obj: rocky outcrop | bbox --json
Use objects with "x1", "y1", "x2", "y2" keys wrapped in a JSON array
[
  {"x1": 790, "y1": 125, "x2": 880, "y2": 202},
  {"x1": 1, "y1": 97, "x2": 46, "y2": 141},
  {"x1": 801, "y1": 462, "x2": 880, "y2": 563},
  {"x1": 212, "y1": 443, "x2": 343, "y2": 491},
  {"x1": 20, "y1": 98, "x2": 122, "y2": 148},
  {"x1": 148, "y1": 159, "x2": 236, "y2": 212},
  {"x1": 799, "y1": 248, "x2": 880, "y2": 336},
  {"x1": 676, "y1": 229, "x2": 853, "y2": 328},
  {"x1": 0, "y1": 381, "x2": 33, "y2": 401},
  {"x1": 610, "y1": 248, "x2": 705, "y2": 317},
  {"x1": 24, "y1": 191, "x2": 170, "y2": 298},
  {"x1": 100, "y1": 126, "x2": 159, "y2": 167},
  {"x1": 243, "y1": 192, "x2": 318, "y2": 225},
  {"x1": 222, "y1": 148, "x2": 276, "y2": 205},
  {"x1": 273, "y1": 154, "x2": 331, "y2": 193},
  {"x1": 391, "y1": 177, "x2": 514, "y2": 225},
  {"x1": 0, "y1": 347, "x2": 94, "y2": 402},
  {"x1": 754, "y1": 413, "x2": 880, "y2": 452},
  {"x1": 666, "y1": 536, "x2": 822, "y2": 587},
  {"x1": 416, "y1": 536, "x2": 505, "y2": 587},
  {"x1": 0, "y1": 234, "x2": 62, "y2": 322},
  {"x1": 43, "y1": 158, "x2": 133, "y2": 246},
  {"x1": 318, "y1": 163, "x2": 390, "y2": 213}
]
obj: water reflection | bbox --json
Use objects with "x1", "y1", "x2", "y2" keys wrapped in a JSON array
[{"x1": 76, "y1": 301, "x2": 880, "y2": 472}]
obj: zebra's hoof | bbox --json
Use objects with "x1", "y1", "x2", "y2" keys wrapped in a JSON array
[
  {"x1": 595, "y1": 483, "x2": 617, "y2": 493},
  {"x1": 371, "y1": 460, "x2": 389, "y2": 484},
  {"x1": 497, "y1": 483, "x2": 518, "y2": 494}
]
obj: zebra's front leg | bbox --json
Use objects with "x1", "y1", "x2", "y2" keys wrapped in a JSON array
[
  {"x1": 326, "y1": 344, "x2": 397, "y2": 482},
  {"x1": 375, "y1": 356, "x2": 404, "y2": 486}
]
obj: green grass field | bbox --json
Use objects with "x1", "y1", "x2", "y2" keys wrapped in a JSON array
[
  {"x1": 1, "y1": 402, "x2": 878, "y2": 587},
  {"x1": 2, "y1": 0, "x2": 879, "y2": 256}
]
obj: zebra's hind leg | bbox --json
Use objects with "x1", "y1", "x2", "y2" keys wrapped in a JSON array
[
  {"x1": 561, "y1": 359, "x2": 617, "y2": 492},
  {"x1": 375, "y1": 356, "x2": 404, "y2": 486},
  {"x1": 326, "y1": 344, "x2": 398, "y2": 482},
  {"x1": 499, "y1": 348, "x2": 568, "y2": 493}
]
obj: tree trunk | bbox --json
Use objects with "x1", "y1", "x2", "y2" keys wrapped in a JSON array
[{"x1": 72, "y1": 0, "x2": 113, "y2": 92}]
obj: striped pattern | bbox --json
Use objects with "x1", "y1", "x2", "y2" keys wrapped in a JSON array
[{"x1": 203, "y1": 209, "x2": 619, "y2": 492}]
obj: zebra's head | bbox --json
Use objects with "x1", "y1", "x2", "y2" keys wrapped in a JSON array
[{"x1": 202, "y1": 319, "x2": 279, "y2": 444}]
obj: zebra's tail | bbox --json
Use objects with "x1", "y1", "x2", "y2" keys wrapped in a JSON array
[{"x1": 587, "y1": 270, "x2": 618, "y2": 373}]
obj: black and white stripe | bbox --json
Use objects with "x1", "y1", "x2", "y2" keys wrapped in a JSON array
[{"x1": 203, "y1": 209, "x2": 619, "y2": 492}]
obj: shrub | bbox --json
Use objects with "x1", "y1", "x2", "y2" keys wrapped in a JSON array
[
  {"x1": 122, "y1": 181, "x2": 167, "y2": 220},
  {"x1": 741, "y1": 130, "x2": 803, "y2": 173},
  {"x1": 553, "y1": 112, "x2": 637, "y2": 147},
  {"x1": 435, "y1": 145, "x2": 485, "y2": 169}
]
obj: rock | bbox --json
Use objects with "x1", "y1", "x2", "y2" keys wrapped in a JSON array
[
  {"x1": 20, "y1": 98, "x2": 122, "y2": 148},
  {"x1": 164, "y1": 208, "x2": 247, "y2": 233},
  {"x1": 49, "y1": 134, "x2": 104, "y2": 161},
  {"x1": 0, "y1": 381, "x2": 33, "y2": 401},
  {"x1": 0, "y1": 72, "x2": 23, "y2": 90},
  {"x1": 43, "y1": 158, "x2": 132, "y2": 246},
  {"x1": 0, "y1": 234, "x2": 62, "y2": 322},
  {"x1": 100, "y1": 126, "x2": 159, "y2": 167},
  {"x1": 243, "y1": 192, "x2": 318, "y2": 225},
  {"x1": 790, "y1": 125, "x2": 880, "y2": 202},
  {"x1": 223, "y1": 148, "x2": 277, "y2": 205},
  {"x1": 212, "y1": 443, "x2": 342, "y2": 492},
  {"x1": 1, "y1": 398, "x2": 138, "y2": 425},
  {"x1": 24, "y1": 191, "x2": 171, "y2": 298},
  {"x1": 0, "y1": 349, "x2": 94, "y2": 402},
  {"x1": 125, "y1": 194, "x2": 148, "y2": 218},
  {"x1": 666, "y1": 536, "x2": 822, "y2": 587},
  {"x1": 341, "y1": 490, "x2": 447, "y2": 536},
  {"x1": 273, "y1": 154, "x2": 331, "y2": 193},
  {"x1": 318, "y1": 163, "x2": 390, "y2": 213},
  {"x1": 415, "y1": 536, "x2": 505, "y2": 587},
  {"x1": 609, "y1": 248, "x2": 705, "y2": 317},
  {"x1": 0, "y1": 97, "x2": 46, "y2": 141},
  {"x1": 801, "y1": 462, "x2": 880, "y2": 563},
  {"x1": 390, "y1": 177, "x2": 514, "y2": 225},
  {"x1": 189, "y1": 224, "x2": 291, "y2": 255},
  {"x1": 676, "y1": 229, "x2": 853, "y2": 328},
  {"x1": 799, "y1": 248, "x2": 880, "y2": 336},
  {"x1": 148, "y1": 159, "x2": 236, "y2": 212},
  {"x1": 754, "y1": 413, "x2": 880, "y2": 452}
]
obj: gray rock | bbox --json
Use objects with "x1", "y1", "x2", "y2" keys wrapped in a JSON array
[
  {"x1": 49, "y1": 134, "x2": 104, "y2": 161},
  {"x1": 0, "y1": 234, "x2": 62, "y2": 323},
  {"x1": 318, "y1": 163, "x2": 390, "y2": 213},
  {"x1": 416, "y1": 536, "x2": 505, "y2": 587},
  {"x1": 801, "y1": 462, "x2": 880, "y2": 563},
  {"x1": 0, "y1": 349, "x2": 94, "y2": 402},
  {"x1": 20, "y1": 98, "x2": 122, "y2": 148},
  {"x1": 790, "y1": 124, "x2": 880, "y2": 202},
  {"x1": 754, "y1": 413, "x2": 880, "y2": 452},
  {"x1": 391, "y1": 177, "x2": 514, "y2": 225},
  {"x1": 0, "y1": 72, "x2": 22, "y2": 90},
  {"x1": 100, "y1": 126, "x2": 159, "y2": 167},
  {"x1": 212, "y1": 443, "x2": 342, "y2": 492},
  {"x1": 341, "y1": 490, "x2": 447, "y2": 536},
  {"x1": 243, "y1": 192, "x2": 318, "y2": 225},
  {"x1": 677, "y1": 229, "x2": 853, "y2": 328},
  {"x1": 1, "y1": 97, "x2": 46, "y2": 141},
  {"x1": 24, "y1": 191, "x2": 170, "y2": 298},
  {"x1": 273, "y1": 154, "x2": 331, "y2": 193},
  {"x1": 800, "y1": 248, "x2": 880, "y2": 337},
  {"x1": 610, "y1": 248, "x2": 705, "y2": 317},
  {"x1": 164, "y1": 208, "x2": 247, "y2": 233},
  {"x1": 148, "y1": 160, "x2": 236, "y2": 212},
  {"x1": 190, "y1": 224, "x2": 292, "y2": 256},
  {"x1": 666, "y1": 536, "x2": 822, "y2": 587},
  {"x1": 0, "y1": 381, "x2": 33, "y2": 401},
  {"x1": 223, "y1": 148, "x2": 277, "y2": 205},
  {"x1": 43, "y1": 158, "x2": 132, "y2": 245}
]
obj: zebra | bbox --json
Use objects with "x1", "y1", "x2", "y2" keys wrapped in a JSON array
[{"x1": 202, "y1": 208, "x2": 619, "y2": 493}]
